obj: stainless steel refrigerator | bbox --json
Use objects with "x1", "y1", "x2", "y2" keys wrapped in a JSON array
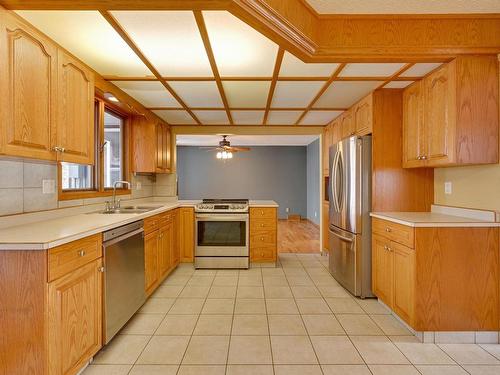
[{"x1": 328, "y1": 135, "x2": 373, "y2": 298}]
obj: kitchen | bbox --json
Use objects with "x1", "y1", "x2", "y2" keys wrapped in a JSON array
[{"x1": 0, "y1": 1, "x2": 500, "y2": 375}]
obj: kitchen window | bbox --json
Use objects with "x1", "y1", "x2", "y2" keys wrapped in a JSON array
[{"x1": 59, "y1": 98, "x2": 130, "y2": 200}]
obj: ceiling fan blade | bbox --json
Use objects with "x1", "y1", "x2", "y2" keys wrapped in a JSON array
[
  {"x1": 230, "y1": 146, "x2": 251, "y2": 152},
  {"x1": 199, "y1": 147, "x2": 220, "y2": 151}
]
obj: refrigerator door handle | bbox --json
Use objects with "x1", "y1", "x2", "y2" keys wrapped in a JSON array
[
  {"x1": 331, "y1": 150, "x2": 340, "y2": 212},
  {"x1": 330, "y1": 230, "x2": 353, "y2": 243}
]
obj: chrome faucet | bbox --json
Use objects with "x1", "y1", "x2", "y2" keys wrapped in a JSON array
[{"x1": 105, "y1": 180, "x2": 131, "y2": 211}]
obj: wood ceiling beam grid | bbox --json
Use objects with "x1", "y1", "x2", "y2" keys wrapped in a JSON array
[
  {"x1": 263, "y1": 48, "x2": 284, "y2": 125},
  {"x1": 146, "y1": 106, "x2": 348, "y2": 111},
  {"x1": 293, "y1": 62, "x2": 347, "y2": 125},
  {"x1": 375, "y1": 63, "x2": 415, "y2": 90},
  {"x1": 193, "y1": 10, "x2": 234, "y2": 125},
  {"x1": 99, "y1": 10, "x2": 202, "y2": 125}
]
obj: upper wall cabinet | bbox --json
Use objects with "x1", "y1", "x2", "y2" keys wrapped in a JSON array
[
  {"x1": 0, "y1": 13, "x2": 57, "y2": 161},
  {"x1": 0, "y1": 12, "x2": 95, "y2": 165},
  {"x1": 403, "y1": 56, "x2": 499, "y2": 168},
  {"x1": 56, "y1": 50, "x2": 95, "y2": 165}
]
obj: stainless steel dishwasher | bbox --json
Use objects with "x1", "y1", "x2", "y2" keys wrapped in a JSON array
[{"x1": 102, "y1": 220, "x2": 146, "y2": 344}]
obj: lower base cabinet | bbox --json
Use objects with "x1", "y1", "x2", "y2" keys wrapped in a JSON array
[
  {"x1": 250, "y1": 207, "x2": 277, "y2": 262},
  {"x1": 144, "y1": 229, "x2": 160, "y2": 296}
]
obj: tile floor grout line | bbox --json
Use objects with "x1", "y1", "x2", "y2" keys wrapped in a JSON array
[{"x1": 225, "y1": 267, "x2": 240, "y2": 375}]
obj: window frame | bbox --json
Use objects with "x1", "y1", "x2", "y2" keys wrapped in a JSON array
[{"x1": 58, "y1": 97, "x2": 131, "y2": 201}]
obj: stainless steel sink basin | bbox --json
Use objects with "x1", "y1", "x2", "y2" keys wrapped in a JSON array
[{"x1": 87, "y1": 205, "x2": 164, "y2": 215}]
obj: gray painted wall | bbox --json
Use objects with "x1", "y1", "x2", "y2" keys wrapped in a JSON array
[
  {"x1": 306, "y1": 139, "x2": 320, "y2": 225},
  {"x1": 177, "y1": 146, "x2": 308, "y2": 219}
]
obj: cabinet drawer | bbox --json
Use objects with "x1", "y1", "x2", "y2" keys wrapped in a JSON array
[
  {"x1": 48, "y1": 234, "x2": 102, "y2": 282},
  {"x1": 250, "y1": 218, "x2": 277, "y2": 231},
  {"x1": 144, "y1": 215, "x2": 160, "y2": 233},
  {"x1": 251, "y1": 247, "x2": 276, "y2": 261},
  {"x1": 250, "y1": 230, "x2": 276, "y2": 247},
  {"x1": 372, "y1": 218, "x2": 414, "y2": 248},
  {"x1": 250, "y1": 207, "x2": 276, "y2": 219}
]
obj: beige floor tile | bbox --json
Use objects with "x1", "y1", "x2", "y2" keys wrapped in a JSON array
[
  {"x1": 213, "y1": 276, "x2": 238, "y2": 286},
  {"x1": 261, "y1": 268, "x2": 285, "y2": 276},
  {"x1": 153, "y1": 285, "x2": 184, "y2": 298},
  {"x1": 183, "y1": 336, "x2": 230, "y2": 365},
  {"x1": 228, "y1": 336, "x2": 273, "y2": 364},
  {"x1": 232, "y1": 315, "x2": 269, "y2": 335},
  {"x1": 415, "y1": 365, "x2": 469, "y2": 375},
  {"x1": 271, "y1": 335, "x2": 318, "y2": 364},
  {"x1": 439, "y1": 344, "x2": 500, "y2": 365},
  {"x1": 216, "y1": 269, "x2": 240, "y2": 276},
  {"x1": 163, "y1": 275, "x2": 191, "y2": 286},
  {"x1": 237, "y1": 286, "x2": 264, "y2": 299},
  {"x1": 238, "y1": 275, "x2": 263, "y2": 286},
  {"x1": 370, "y1": 314, "x2": 412, "y2": 336},
  {"x1": 264, "y1": 286, "x2": 293, "y2": 298},
  {"x1": 389, "y1": 336, "x2": 421, "y2": 343},
  {"x1": 351, "y1": 336, "x2": 409, "y2": 365},
  {"x1": 121, "y1": 313, "x2": 164, "y2": 335},
  {"x1": 291, "y1": 286, "x2": 321, "y2": 298},
  {"x1": 128, "y1": 364, "x2": 179, "y2": 374},
  {"x1": 480, "y1": 344, "x2": 500, "y2": 360},
  {"x1": 187, "y1": 276, "x2": 214, "y2": 286},
  {"x1": 395, "y1": 343, "x2": 455, "y2": 365},
  {"x1": 336, "y1": 314, "x2": 384, "y2": 335},
  {"x1": 325, "y1": 298, "x2": 365, "y2": 314},
  {"x1": 93, "y1": 335, "x2": 150, "y2": 364},
  {"x1": 302, "y1": 314, "x2": 345, "y2": 335},
  {"x1": 226, "y1": 365, "x2": 273, "y2": 375},
  {"x1": 274, "y1": 364, "x2": 322, "y2": 375},
  {"x1": 201, "y1": 298, "x2": 235, "y2": 314},
  {"x1": 263, "y1": 276, "x2": 288, "y2": 286},
  {"x1": 317, "y1": 285, "x2": 351, "y2": 298},
  {"x1": 156, "y1": 315, "x2": 198, "y2": 335},
  {"x1": 193, "y1": 315, "x2": 232, "y2": 335},
  {"x1": 177, "y1": 365, "x2": 226, "y2": 375},
  {"x1": 268, "y1": 315, "x2": 307, "y2": 335},
  {"x1": 234, "y1": 298, "x2": 267, "y2": 314},
  {"x1": 310, "y1": 336, "x2": 363, "y2": 365},
  {"x1": 311, "y1": 276, "x2": 341, "y2": 286},
  {"x1": 82, "y1": 365, "x2": 132, "y2": 375},
  {"x1": 286, "y1": 276, "x2": 314, "y2": 286},
  {"x1": 137, "y1": 336, "x2": 190, "y2": 364},
  {"x1": 463, "y1": 365, "x2": 500, "y2": 374},
  {"x1": 140, "y1": 298, "x2": 175, "y2": 314},
  {"x1": 180, "y1": 286, "x2": 210, "y2": 298},
  {"x1": 208, "y1": 286, "x2": 237, "y2": 298},
  {"x1": 169, "y1": 299, "x2": 205, "y2": 314},
  {"x1": 356, "y1": 299, "x2": 391, "y2": 314},
  {"x1": 295, "y1": 298, "x2": 332, "y2": 314},
  {"x1": 368, "y1": 364, "x2": 420, "y2": 375},
  {"x1": 265, "y1": 299, "x2": 299, "y2": 314},
  {"x1": 321, "y1": 364, "x2": 372, "y2": 375}
]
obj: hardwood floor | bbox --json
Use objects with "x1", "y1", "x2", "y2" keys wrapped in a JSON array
[{"x1": 278, "y1": 219, "x2": 320, "y2": 253}]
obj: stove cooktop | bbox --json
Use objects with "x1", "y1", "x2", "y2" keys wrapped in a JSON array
[{"x1": 195, "y1": 199, "x2": 249, "y2": 213}]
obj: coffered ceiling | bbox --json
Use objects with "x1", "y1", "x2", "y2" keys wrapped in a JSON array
[{"x1": 17, "y1": 10, "x2": 444, "y2": 126}]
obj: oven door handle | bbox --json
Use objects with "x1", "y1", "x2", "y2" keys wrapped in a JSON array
[{"x1": 195, "y1": 213, "x2": 249, "y2": 221}]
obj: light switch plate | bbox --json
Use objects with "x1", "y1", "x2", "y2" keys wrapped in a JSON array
[
  {"x1": 136, "y1": 182, "x2": 142, "y2": 190},
  {"x1": 444, "y1": 181, "x2": 452, "y2": 195},
  {"x1": 42, "y1": 179, "x2": 56, "y2": 194}
]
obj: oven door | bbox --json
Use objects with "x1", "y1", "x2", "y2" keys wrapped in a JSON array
[{"x1": 195, "y1": 213, "x2": 249, "y2": 256}]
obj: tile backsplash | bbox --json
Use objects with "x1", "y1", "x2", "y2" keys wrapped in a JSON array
[{"x1": 0, "y1": 158, "x2": 177, "y2": 216}]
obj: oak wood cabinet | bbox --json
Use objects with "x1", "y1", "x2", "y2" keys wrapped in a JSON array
[
  {"x1": 354, "y1": 94, "x2": 373, "y2": 135},
  {"x1": 158, "y1": 212, "x2": 174, "y2": 279},
  {"x1": 340, "y1": 110, "x2": 355, "y2": 139},
  {"x1": 249, "y1": 207, "x2": 277, "y2": 262},
  {"x1": 179, "y1": 207, "x2": 195, "y2": 262},
  {"x1": 132, "y1": 117, "x2": 172, "y2": 174},
  {"x1": 403, "y1": 56, "x2": 499, "y2": 168},
  {"x1": 48, "y1": 258, "x2": 102, "y2": 375},
  {"x1": 172, "y1": 209, "x2": 181, "y2": 265},
  {"x1": 372, "y1": 217, "x2": 499, "y2": 331},
  {"x1": 322, "y1": 125, "x2": 332, "y2": 175},
  {"x1": 144, "y1": 229, "x2": 160, "y2": 296}
]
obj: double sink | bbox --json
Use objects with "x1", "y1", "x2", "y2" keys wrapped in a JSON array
[{"x1": 89, "y1": 205, "x2": 164, "y2": 215}]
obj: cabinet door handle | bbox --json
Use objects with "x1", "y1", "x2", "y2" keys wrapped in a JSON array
[
  {"x1": 260, "y1": 237, "x2": 264, "y2": 241},
  {"x1": 77, "y1": 250, "x2": 86, "y2": 257},
  {"x1": 383, "y1": 245, "x2": 392, "y2": 252},
  {"x1": 260, "y1": 223, "x2": 264, "y2": 227},
  {"x1": 98, "y1": 266, "x2": 105, "y2": 273},
  {"x1": 421, "y1": 155, "x2": 427, "y2": 160},
  {"x1": 385, "y1": 227, "x2": 391, "y2": 232}
]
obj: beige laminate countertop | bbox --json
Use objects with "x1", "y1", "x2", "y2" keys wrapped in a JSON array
[
  {"x1": 0, "y1": 199, "x2": 278, "y2": 250},
  {"x1": 370, "y1": 212, "x2": 500, "y2": 227}
]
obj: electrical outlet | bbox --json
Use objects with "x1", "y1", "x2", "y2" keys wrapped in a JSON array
[
  {"x1": 136, "y1": 182, "x2": 142, "y2": 190},
  {"x1": 444, "y1": 181, "x2": 452, "y2": 195},
  {"x1": 42, "y1": 179, "x2": 55, "y2": 194},
  {"x1": 285, "y1": 207, "x2": 289, "y2": 213},
  {"x1": 314, "y1": 211, "x2": 317, "y2": 217}
]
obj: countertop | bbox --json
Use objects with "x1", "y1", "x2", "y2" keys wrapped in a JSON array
[
  {"x1": 0, "y1": 199, "x2": 279, "y2": 250},
  {"x1": 370, "y1": 211, "x2": 500, "y2": 227}
]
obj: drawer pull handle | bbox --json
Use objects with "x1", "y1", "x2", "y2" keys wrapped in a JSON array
[
  {"x1": 385, "y1": 228, "x2": 391, "y2": 232},
  {"x1": 261, "y1": 211, "x2": 264, "y2": 215},
  {"x1": 260, "y1": 237, "x2": 264, "y2": 241},
  {"x1": 384, "y1": 245, "x2": 392, "y2": 252},
  {"x1": 260, "y1": 223, "x2": 264, "y2": 227},
  {"x1": 98, "y1": 266, "x2": 105, "y2": 273},
  {"x1": 77, "y1": 250, "x2": 86, "y2": 257}
]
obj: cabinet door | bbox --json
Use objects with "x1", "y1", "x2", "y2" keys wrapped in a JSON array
[
  {"x1": 179, "y1": 207, "x2": 195, "y2": 262},
  {"x1": 392, "y1": 241, "x2": 415, "y2": 325},
  {"x1": 172, "y1": 209, "x2": 180, "y2": 265},
  {"x1": 48, "y1": 259, "x2": 102, "y2": 375},
  {"x1": 331, "y1": 119, "x2": 341, "y2": 145},
  {"x1": 158, "y1": 219, "x2": 173, "y2": 278},
  {"x1": 156, "y1": 123, "x2": 164, "y2": 172},
  {"x1": 0, "y1": 14, "x2": 57, "y2": 161},
  {"x1": 163, "y1": 125, "x2": 171, "y2": 172},
  {"x1": 56, "y1": 50, "x2": 94, "y2": 165},
  {"x1": 323, "y1": 125, "x2": 331, "y2": 174},
  {"x1": 144, "y1": 230, "x2": 159, "y2": 295},
  {"x1": 131, "y1": 116, "x2": 156, "y2": 173},
  {"x1": 372, "y1": 234, "x2": 393, "y2": 308},
  {"x1": 354, "y1": 95, "x2": 372, "y2": 135},
  {"x1": 403, "y1": 81, "x2": 425, "y2": 167},
  {"x1": 341, "y1": 111, "x2": 355, "y2": 139},
  {"x1": 424, "y1": 63, "x2": 455, "y2": 166}
]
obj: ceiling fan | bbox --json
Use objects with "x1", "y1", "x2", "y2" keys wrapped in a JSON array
[{"x1": 200, "y1": 135, "x2": 251, "y2": 159}]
